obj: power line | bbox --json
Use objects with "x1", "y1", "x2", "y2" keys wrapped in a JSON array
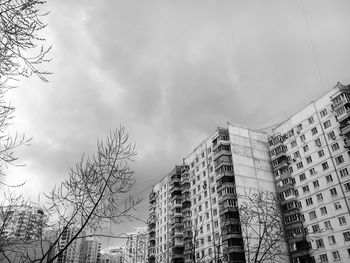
[{"x1": 300, "y1": 0, "x2": 326, "y2": 91}]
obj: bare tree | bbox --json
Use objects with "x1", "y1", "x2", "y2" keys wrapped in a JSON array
[
  {"x1": 239, "y1": 190, "x2": 286, "y2": 263},
  {"x1": 0, "y1": 0, "x2": 50, "y2": 182},
  {"x1": 0, "y1": 127, "x2": 141, "y2": 263},
  {"x1": 0, "y1": 190, "x2": 50, "y2": 263},
  {"x1": 0, "y1": 0, "x2": 51, "y2": 84},
  {"x1": 41, "y1": 127, "x2": 141, "y2": 263}
]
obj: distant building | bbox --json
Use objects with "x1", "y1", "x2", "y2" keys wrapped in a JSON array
[
  {"x1": 100, "y1": 247, "x2": 124, "y2": 263},
  {"x1": 48, "y1": 226, "x2": 85, "y2": 263},
  {"x1": 0, "y1": 204, "x2": 49, "y2": 262},
  {"x1": 125, "y1": 227, "x2": 148, "y2": 263},
  {"x1": 79, "y1": 236, "x2": 102, "y2": 263},
  {"x1": 0, "y1": 204, "x2": 45, "y2": 240}
]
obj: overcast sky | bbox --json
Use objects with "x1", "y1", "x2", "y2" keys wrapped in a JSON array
[{"x1": 4, "y1": 0, "x2": 350, "y2": 248}]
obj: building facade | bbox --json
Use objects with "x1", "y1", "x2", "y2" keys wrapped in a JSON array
[
  {"x1": 148, "y1": 124, "x2": 287, "y2": 263},
  {"x1": 148, "y1": 174, "x2": 170, "y2": 263},
  {"x1": 269, "y1": 82, "x2": 350, "y2": 263},
  {"x1": 148, "y1": 82, "x2": 350, "y2": 263},
  {"x1": 79, "y1": 236, "x2": 102, "y2": 263},
  {"x1": 0, "y1": 204, "x2": 45, "y2": 240},
  {"x1": 125, "y1": 227, "x2": 148, "y2": 263}
]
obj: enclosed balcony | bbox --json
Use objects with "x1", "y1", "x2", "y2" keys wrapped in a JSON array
[
  {"x1": 340, "y1": 121, "x2": 350, "y2": 136},
  {"x1": 345, "y1": 139, "x2": 350, "y2": 148},
  {"x1": 268, "y1": 133, "x2": 287, "y2": 149},
  {"x1": 331, "y1": 87, "x2": 350, "y2": 110},
  {"x1": 270, "y1": 144, "x2": 288, "y2": 161},
  {"x1": 271, "y1": 155, "x2": 290, "y2": 170},
  {"x1": 335, "y1": 104, "x2": 350, "y2": 122}
]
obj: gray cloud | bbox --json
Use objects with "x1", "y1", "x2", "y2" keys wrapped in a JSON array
[{"x1": 4, "y1": 0, "x2": 350, "y2": 247}]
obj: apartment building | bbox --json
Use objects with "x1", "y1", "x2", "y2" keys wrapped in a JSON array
[
  {"x1": 148, "y1": 123, "x2": 287, "y2": 263},
  {"x1": 269, "y1": 82, "x2": 350, "y2": 263},
  {"x1": 79, "y1": 236, "x2": 102, "y2": 263},
  {"x1": 0, "y1": 204, "x2": 45, "y2": 240},
  {"x1": 125, "y1": 227, "x2": 148, "y2": 263},
  {"x1": 148, "y1": 172, "x2": 171, "y2": 263}
]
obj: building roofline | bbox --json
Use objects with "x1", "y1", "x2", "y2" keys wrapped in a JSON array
[{"x1": 268, "y1": 82, "x2": 347, "y2": 132}]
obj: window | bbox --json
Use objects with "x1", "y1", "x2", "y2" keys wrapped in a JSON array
[
  {"x1": 300, "y1": 134, "x2": 306, "y2": 142},
  {"x1": 322, "y1": 162, "x2": 329, "y2": 170},
  {"x1": 297, "y1": 162, "x2": 303, "y2": 169},
  {"x1": 309, "y1": 211, "x2": 317, "y2": 220},
  {"x1": 312, "y1": 224, "x2": 320, "y2": 233},
  {"x1": 316, "y1": 193, "x2": 323, "y2": 201},
  {"x1": 211, "y1": 187, "x2": 215, "y2": 193},
  {"x1": 319, "y1": 254, "x2": 328, "y2": 263},
  {"x1": 316, "y1": 238, "x2": 324, "y2": 248},
  {"x1": 308, "y1": 116, "x2": 314, "y2": 124},
  {"x1": 339, "y1": 216, "x2": 347, "y2": 226},
  {"x1": 320, "y1": 109, "x2": 328, "y2": 117},
  {"x1": 330, "y1": 187, "x2": 337, "y2": 196},
  {"x1": 313, "y1": 180, "x2": 319, "y2": 188},
  {"x1": 331, "y1": 142, "x2": 340, "y2": 151},
  {"x1": 340, "y1": 168, "x2": 349, "y2": 178},
  {"x1": 320, "y1": 206, "x2": 327, "y2": 215},
  {"x1": 327, "y1": 131, "x2": 336, "y2": 140},
  {"x1": 311, "y1": 127, "x2": 318, "y2": 135},
  {"x1": 332, "y1": 251, "x2": 340, "y2": 260},
  {"x1": 335, "y1": 155, "x2": 344, "y2": 165},
  {"x1": 309, "y1": 168, "x2": 316, "y2": 175},
  {"x1": 207, "y1": 224, "x2": 210, "y2": 231},
  {"x1": 326, "y1": 174, "x2": 333, "y2": 182},
  {"x1": 315, "y1": 138, "x2": 322, "y2": 147},
  {"x1": 294, "y1": 151, "x2": 300, "y2": 158},
  {"x1": 297, "y1": 124, "x2": 303, "y2": 131},
  {"x1": 213, "y1": 208, "x2": 217, "y2": 216},
  {"x1": 306, "y1": 156, "x2": 312, "y2": 164},
  {"x1": 323, "y1": 120, "x2": 331, "y2": 129},
  {"x1": 344, "y1": 182, "x2": 350, "y2": 192},
  {"x1": 343, "y1": 231, "x2": 350, "y2": 241},
  {"x1": 302, "y1": 185, "x2": 310, "y2": 193},
  {"x1": 214, "y1": 221, "x2": 218, "y2": 228},
  {"x1": 299, "y1": 173, "x2": 306, "y2": 181},
  {"x1": 291, "y1": 140, "x2": 297, "y2": 148},
  {"x1": 306, "y1": 197, "x2": 313, "y2": 206},
  {"x1": 318, "y1": 150, "x2": 324, "y2": 158},
  {"x1": 324, "y1": 220, "x2": 332, "y2": 229},
  {"x1": 303, "y1": 145, "x2": 309, "y2": 152},
  {"x1": 334, "y1": 202, "x2": 342, "y2": 210}
]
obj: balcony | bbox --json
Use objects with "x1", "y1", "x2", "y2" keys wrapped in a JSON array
[
  {"x1": 337, "y1": 107, "x2": 350, "y2": 122},
  {"x1": 345, "y1": 139, "x2": 350, "y2": 149},
  {"x1": 340, "y1": 122, "x2": 350, "y2": 136},
  {"x1": 277, "y1": 181, "x2": 295, "y2": 193},
  {"x1": 331, "y1": 90, "x2": 350, "y2": 110},
  {"x1": 272, "y1": 156, "x2": 290, "y2": 170}
]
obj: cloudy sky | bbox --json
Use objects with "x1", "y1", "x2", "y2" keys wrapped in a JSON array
[{"x1": 4, "y1": 0, "x2": 350, "y2": 248}]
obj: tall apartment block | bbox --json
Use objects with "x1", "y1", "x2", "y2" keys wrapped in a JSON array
[
  {"x1": 148, "y1": 82, "x2": 350, "y2": 263},
  {"x1": 148, "y1": 124, "x2": 285, "y2": 263},
  {"x1": 269, "y1": 82, "x2": 350, "y2": 263},
  {"x1": 0, "y1": 204, "x2": 45, "y2": 240},
  {"x1": 125, "y1": 227, "x2": 148, "y2": 263},
  {"x1": 148, "y1": 173, "x2": 171, "y2": 263},
  {"x1": 79, "y1": 236, "x2": 102, "y2": 263}
]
